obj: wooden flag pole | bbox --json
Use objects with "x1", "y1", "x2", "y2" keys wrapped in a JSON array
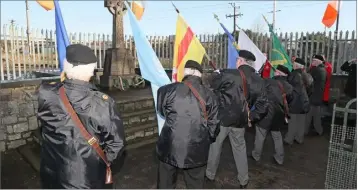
[{"x1": 331, "y1": 0, "x2": 341, "y2": 68}]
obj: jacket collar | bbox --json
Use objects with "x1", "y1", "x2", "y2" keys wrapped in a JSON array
[
  {"x1": 182, "y1": 75, "x2": 203, "y2": 85},
  {"x1": 293, "y1": 69, "x2": 303, "y2": 73},
  {"x1": 63, "y1": 79, "x2": 98, "y2": 91},
  {"x1": 273, "y1": 75, "x2": 287, "y2": 81},
  {"x1": 238, "y1": 64, "x2": 256, "y2": 73}
]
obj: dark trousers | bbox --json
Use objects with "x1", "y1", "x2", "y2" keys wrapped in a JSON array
[{"x1": 157, "y1": 161, "x2": 205, "y2": 189}]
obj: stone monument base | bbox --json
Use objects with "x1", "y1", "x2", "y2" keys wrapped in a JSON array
[{"x1": 99, "y1": 48, "x2": 145, "y2": 91}]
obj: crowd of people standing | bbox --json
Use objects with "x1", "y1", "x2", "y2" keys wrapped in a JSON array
[{"x1": 37, "y1": 44, "x2": 355, "y2": 189}]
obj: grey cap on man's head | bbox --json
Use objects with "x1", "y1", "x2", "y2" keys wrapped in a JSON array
[{"x1": 66, "y1": 44, "x2": 97, "y2": 66}]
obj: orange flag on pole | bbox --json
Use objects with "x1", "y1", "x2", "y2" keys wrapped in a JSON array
[
  {"x1": 131, "y1": 1, "x2": 145, "y2": 20},
  {"x1": 172, "y1": 14, "x2": 206, "y2": 82},
  {"x1": 36, "y1": 0, "x2": 54, "y2": 11},
  {"x1": 322, "y1": 0, "x2": 339, "y2": 28}
]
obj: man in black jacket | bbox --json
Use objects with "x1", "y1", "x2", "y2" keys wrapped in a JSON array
[
  {"x1": 206, "y1": 50, "x2": 269, "y2": 188},
  {"x1": 285, "y1": 58, "x2": 310, "y2": 145},
  {"x1": 341, "y1": 59, "x2": 357, "y2": 99},
  {"x1": 305, "y1": 55, "x2": 327, "y2": 136},
  {"x1": 38, "y1": 44, "x2": 125, "y2": 189},
  {"x1": 156, "y1": 60, "x2": 220, "y2": 189},
  {"x1": 251, "y1": 65, "x2": 293, "y2": 165}
]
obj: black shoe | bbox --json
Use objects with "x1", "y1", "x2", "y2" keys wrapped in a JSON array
[
  {"x1": 239, "y1": 182, "x2": 249, "y2": 189},
  {"x1": 205, "y1": 176, "x2": 214, "y2": 182},
  {"x1": 283, "y1": 141, "x2": 292, "y2": 146},
  {"x1": 273, "y1": 158, "x2": 283, "y2": 166}
]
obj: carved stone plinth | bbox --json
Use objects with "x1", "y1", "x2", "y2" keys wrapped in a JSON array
[{"x1": 100, "y1": 48, "x2": 137, "y2": 90}]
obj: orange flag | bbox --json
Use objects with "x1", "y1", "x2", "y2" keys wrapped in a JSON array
[
  {"x1": 322, "y1": 0, "x2": 339, "y2": 28},
  {"x1": 131, "y1": 1, "x2": 145, "y2": 20},
  {"x1": 36, "y1": 0, "x2": 55, "y2": 11}
]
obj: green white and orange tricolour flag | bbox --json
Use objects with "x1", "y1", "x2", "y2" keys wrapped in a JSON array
[{"x1": 172, "y1": 14, "x2": 206, "y2": 82}]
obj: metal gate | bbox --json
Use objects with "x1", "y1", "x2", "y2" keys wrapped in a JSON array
[{"x1": 325, "y1": 98, "x2": 357, "y2": 189}]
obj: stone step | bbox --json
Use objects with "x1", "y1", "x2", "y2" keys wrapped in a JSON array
[
  {"x1": 121, "y1": 109, "x2": 157, "y2": 128},
  {"x1": 116, "y1": 97, "x2": 154, "y2": 113}
]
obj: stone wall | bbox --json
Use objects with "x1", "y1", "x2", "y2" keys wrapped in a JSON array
[{"x1": 0, "y1": 79, "x2": 57, "y2": 152}]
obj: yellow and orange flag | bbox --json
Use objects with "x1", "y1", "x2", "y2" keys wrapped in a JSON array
[
  {"x1": 172, "y1": 14, "x2": 206, "y2": 82},
  {"x1": 131, "y1": 1, "x2": 145, "y2": 21},
  {"x1": 36, "y1": 0, "x2": 54, "y2": 11},
  {"x1": 322, "y1": 0, "x2": 339, "y2": 28}
]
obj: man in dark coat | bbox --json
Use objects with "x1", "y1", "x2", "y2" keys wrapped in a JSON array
[
  {"x1": 285, "y1": 58, "x2": 310, "y2": 145},
  {"x1": 341, "y1": 59, "x2": 357, "y2": 99},
  {"x1": 38, "y1": 44, "x2": 125, "y2": 189},
  {"x1": 305, "y1": 55, "x2": 327, "y2": 135},
  {"x1": 206, "y1": 50, "x2": 269, "y2": 188},
  {"x1": 156, "y1": 60, "x2": 220, "y2": 189},
  {"x1": 251, "y1": 64, "x2": 293, "y2": 165}
]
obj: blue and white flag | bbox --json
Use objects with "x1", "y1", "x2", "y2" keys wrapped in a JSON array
[{"x1": 125, "y1": 2, "x2": 171, "y2": 135}]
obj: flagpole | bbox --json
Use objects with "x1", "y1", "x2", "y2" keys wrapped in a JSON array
[
  {"x1": 25, "y1": 0, "x2": 31, "y2": 48},
  {"x1": 331, "y1": 0, "x2": 341, "y2": 68}
]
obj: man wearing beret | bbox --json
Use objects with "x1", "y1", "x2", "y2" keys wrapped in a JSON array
[
  {"x1": 251, "y1": 64, "x2": 293, "y2": 165},
  {"x1": 285, "y1": 58, "x2": 310, "y2": 145},
  {"x1": 156, "y1": 60, "x2": 220, "y2": 189},
  {"x1": 305, "y1": 55, "x2": 327, "y2": 136},
  {"x1": 38, "y1": 44, "x2": 125, "y2": 188},
  {"x1": 206, "y1": 50, "x2": 269, "y2": 188}
]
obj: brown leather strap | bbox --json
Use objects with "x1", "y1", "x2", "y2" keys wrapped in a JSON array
[
  {"x1": 238, "y1": 70, "x2": 251, "y2": 127},
  {"x1": 59, "y1": 86, "x2": 113, "y2": 184},
  {"x1": 277, "y1": 81, "x2": 289, "y2": 118},
  {"x1": 183, "y1": 81, "x2": 208, "y2": 121},
  {"x1": 238, "y1": 70, "x2": 248, "y2": 98}
]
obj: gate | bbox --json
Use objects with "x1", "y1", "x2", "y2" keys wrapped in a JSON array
[{"x1": 325, "y1": 98, "x2": 357, "y2": 189}]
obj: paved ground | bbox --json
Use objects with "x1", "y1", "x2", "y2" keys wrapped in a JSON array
[{"x1": 1, "y1": 124, "x2": 331, "y2": 189}]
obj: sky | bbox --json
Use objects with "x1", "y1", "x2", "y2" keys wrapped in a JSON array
[{"x1": 0, "y1": 1, "x2": 357, "y2": 37}]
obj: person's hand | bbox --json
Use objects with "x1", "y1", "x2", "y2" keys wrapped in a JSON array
[{"x1": 213, "y1": 69, "x2": 221, "y2": 74}]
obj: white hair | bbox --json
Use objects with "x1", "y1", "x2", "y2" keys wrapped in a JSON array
[
  {"x1": 294, "y1": 62, "x2": 305, "y2": 69},
  {"x1": 63, "y1": 59, "x2": 96, "y2": 81},
  {"x1": 275, "y1": 69, "x2": 288, "y2": 77},
  {"x1": 183, "y1": 68, "x2": 202, "y2": 78}
]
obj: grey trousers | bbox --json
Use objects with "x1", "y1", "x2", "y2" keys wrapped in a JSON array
[
  {"x1": 305, "y1": 105, "x2": 323, "y2": 135},
  {"x1": 206, "y1": 126, "x2": 249, "y2": 186},
  {"x1": 284, "y1": 114, "x2": 306, "y2": 144},
  {"x1": 252, "y1": 126, "x2": 284, "y2": 165}
]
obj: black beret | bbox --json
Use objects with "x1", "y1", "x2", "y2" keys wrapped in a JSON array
[
  {"x1": 294, "y1": 57, "x2": 306, "y2": 66},
  {"x1": 238, "y1": 49, "x2": 256, "y2": 62},
  {"x1": 276, "y1": 65, "x2": 290, "y2": 75},
  {"x1": 185, "y1": 60, "x2": 203, "y2": 73},
  {"x1": 66, "y1": 44, "x2": 97, "y2": 66},
  {"x1": 312, "y1": 54, "x2": 325, "y2": 62}
]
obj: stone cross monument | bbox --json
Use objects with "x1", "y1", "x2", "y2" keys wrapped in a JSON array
[{"x1": 100, "y1": 0, "x2": 137, "y2": 91}]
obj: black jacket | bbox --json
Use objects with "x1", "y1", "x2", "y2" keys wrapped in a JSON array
[
  {"x1": 302, "y1": 71, "x2": 314, "y2": 96},
  {"x1": 257, "y1": 76, "x2": 293, "y2": 131},
  {"x1": 156, "y1": 76, "x2": 220, "y2": 169},
  {"x1": 210, "y1": 65, "x2": 269, "y2": 128},
  {"x1": 287, "y1": 69, "x2": 310, "y2": 114},
  {"x1": 341, "y1": 61, "x2": 357, "y2": 98},
  {"x1": 308, "y1": 64, "x2": 327, "y2": 106},
  {"x1": 38, "y1": 79, "x2": 125, "y2": 189}
]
